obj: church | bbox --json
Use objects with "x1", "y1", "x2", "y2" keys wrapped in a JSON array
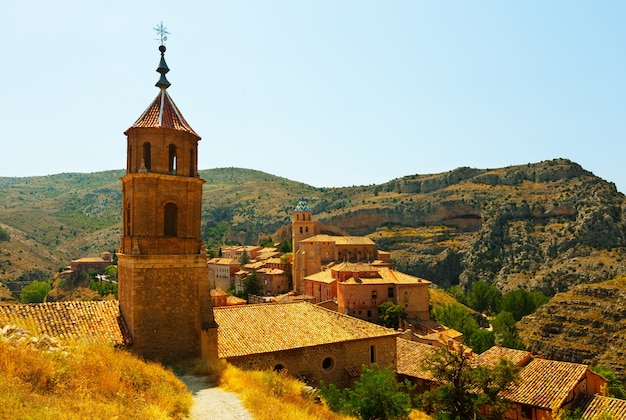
[{"x1": 0, "y1": 40, "x2": 399, "y2": 387}]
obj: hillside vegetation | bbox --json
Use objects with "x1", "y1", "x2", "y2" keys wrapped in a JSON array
[
  {"x1": 1, "y1": 159, "x2": 626, "y2": 297},
  {"x1": 0, "y1": 326, "x2": 191, "y2": 419}
]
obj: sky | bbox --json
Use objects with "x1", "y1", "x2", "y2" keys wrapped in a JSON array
[{"x1": 3, "y1": 1, "x2": 625, "y2": 192}]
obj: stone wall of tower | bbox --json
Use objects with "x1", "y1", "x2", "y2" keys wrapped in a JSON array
[
  {"x1": 118, "y1": 253, "x2": 211, "y2": 363},
  {"x1": 292, "y1": 209, "x2": 315, "y2": 293}
]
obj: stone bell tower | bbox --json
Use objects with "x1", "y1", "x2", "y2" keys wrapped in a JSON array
[
  {"x1": 117, "y1": 36, "x2": 217, "y2": 363},
  {"x1": 292, "y1": 198, "x2": 315, "y2": 293}
]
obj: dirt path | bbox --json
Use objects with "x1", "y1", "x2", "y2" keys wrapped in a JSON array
[{"x1": 179, "y1": 375, "x2": 254, "y2": 420}]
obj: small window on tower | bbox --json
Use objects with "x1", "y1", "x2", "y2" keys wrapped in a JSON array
[
  {"x1": 143, "y1": 142, "x2": 152, "y2": 170},
  {"x1": 169, "y1": 144, "x2": 177, "y2": 174},
  {"x1": 164, "y1": 203, "x2": 178, "y2": 237}
]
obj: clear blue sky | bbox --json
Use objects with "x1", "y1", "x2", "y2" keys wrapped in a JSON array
[{"x1": 3, "y1": 1, "x2": 625, "y2": 192}]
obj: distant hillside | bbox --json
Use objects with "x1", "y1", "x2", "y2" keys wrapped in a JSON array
[
  {"x1": 518, "y1": 275, "x2": 626, "y2": 380},
  {"x1": 1, "y1": 159, "x2": 626, "y2": 297}
]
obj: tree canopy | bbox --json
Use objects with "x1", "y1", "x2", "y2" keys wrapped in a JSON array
[
  {"x1": 421, "y1": 346, "x2": 520, "y2": 419},
  {"x1": 378, "y1": 301, "x2": 406, "y2": 329},
  {"x1": 320, "y1": 364, "x2": 415, "y2": 420}
]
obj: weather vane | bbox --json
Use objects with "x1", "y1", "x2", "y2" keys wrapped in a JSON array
[{"x1": 154, "y1": 21, "x2": 170, "y2": 46}]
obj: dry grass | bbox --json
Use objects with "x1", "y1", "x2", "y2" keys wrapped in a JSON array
[
  {"x1": 219, "y1": 364, "x2": 352, "y2": 420},
  {"x1": 0, "y1": 336, "x2": 192, "y2": 420},
  {"x1": 219, "y1": 364, "x2": 432, "y2": 420}
]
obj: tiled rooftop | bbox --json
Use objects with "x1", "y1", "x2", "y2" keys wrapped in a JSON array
[
  {"x1": 501, "y1": 358, "x2": 589, "y2": 410},
  {"x1": 0, "y1": 300, "x2": 130, "y2": 345},
  {"x1": 301, "y1": 235, "x2": 375, "y2": 245},
  {"x1": 396, "y1": 338, "x2": 436, "y2": 381},
  {"x1": 214, "y1": 301, "x2": 398, "y2": 359},
  {"x1": 128, "y1": 90, "x2": 199, "y2": 137},
  {"x1": 474, "y1": 345, "x2": 532, "y2": 368},
  {"x1": 574, "y1": 394, "x2": 626, "y2": 419}
]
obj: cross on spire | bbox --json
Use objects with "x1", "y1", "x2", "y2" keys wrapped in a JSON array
[{"x1": 154, "y1": 21, "x2": 170, "y2": 46}]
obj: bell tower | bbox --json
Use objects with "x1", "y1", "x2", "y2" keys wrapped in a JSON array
[
  {"x1": 292, "y1": 198, "x2": 315, "y2": 293},
  {"x1": 118, "y1": 33, "x2": 217, "y2": 363}
]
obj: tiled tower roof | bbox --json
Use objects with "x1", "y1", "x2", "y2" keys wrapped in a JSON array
[
  {"x1": 126, "y1": 44, "x2": 199, "y2": 138},
  {"x1": 294, "y1": 198, "x2": 310, "y2": 212}
]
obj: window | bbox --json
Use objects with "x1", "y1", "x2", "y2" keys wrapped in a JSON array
[
  {"x1": 370, "y1": 345, "x2": 376, "y2": 363},
  {"x1": 388, "y1": 287, "x2": 394, "y2": 298},
  {"x1": 300, "y1": 227, "x2": 303, "y2": 234},
  {"x1": 273, "y1": 364, "x2": 285, "y2": 372},
  {"x1": 520, "y1": 405, "x2": 532, "y2": 419},
  {"x1": 143, "y1": 142, "x2": 151, "y2": 170},
  {"x1": 168, "y1": 144, "x2": 177, "y2": 174},
  {"x1": 164, "y1": 203, "x2": 178, "y2": 237},
  {"x1": 322, "y1": 357, "x2": 334, "y2": 372},
  {"x1": 125, "y1": 205, "x2": 131, "y2": 236},
  {"x1": 189, "y1": 148, "x2": 195, "y2": 176},
  {"x1": 367, "y1": 310, "x2": 372, "y2": 318},
  {"x1": 371, "y1": 290, "x2": 377, "y2": 299}
]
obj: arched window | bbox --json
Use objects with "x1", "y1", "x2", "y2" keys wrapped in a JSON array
[
  {"x1": 125, "y1": 204, "x2": 131, "y2": 236},
  {"x1": 189, "y1": 148, "x2": 195, "y2": 177},
  {"x1": 169, "y1": 144, "x2": 177, "y2": 174},
  {"x1": 143, "y1": 142, "x2": 152, "y2": 170},
  {"x1": 164, "y1": 203, "x2": 178, "y2": 237}
]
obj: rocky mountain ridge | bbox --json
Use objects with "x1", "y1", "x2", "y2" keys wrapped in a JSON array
[{"x1": 0, "y1": 159, "x2": 625, "y2": 297}]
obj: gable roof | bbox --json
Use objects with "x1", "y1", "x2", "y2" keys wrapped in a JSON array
[
  {"x1": 214, "y1": 301, "x2": 398, "y2": 359},
  {"x1": 0, "y1": 300, "x2": 130, "y2": 345},
  {"x1": 475, "y1": 345, "x2": 532, "y2": 368},
  {"x1": 396, "y1": 338, "x2": 436, "y2": 381},
  {"x1": 573, "y1": 394, "x2": 626, "y2": 419},
  {"x1": 501, "y1": 358, "x2": 589, "y2": 410}
]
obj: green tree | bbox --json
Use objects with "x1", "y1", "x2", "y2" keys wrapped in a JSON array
[
  {"x1": 590, "y1": 365, "x2": 626, "y2": 399},
  {"x1": 421, "y1": 347, "x2": 520, "y2": 420},
  {"x1": 242, "y1": 270, "x2": 261, "y2": 298},
  {"x1": 240, "y1": 249, "x2": 250, "y2": 265},
  {"x1": 259, "y1": 236, "x2": 274, "y2": 247},
  {"x1": 0, "y1": 226, "x2": 10, "y2": 242},
  {"x1": 492, "y1": 311, "x2": 526, "y2": 350},
  {"x1": 433, "y1": 303, "x2": 479, "y2": 343},
  {"x1": 469, "y1": 329, "x2": 495, "y2": 354},
  {"x1": 378, "y1": 301, "x2": 406, "y2": 329},
  {"x1": 319, "y1": 364, "x2": 415, "y2": 420},
  {"x1": 104, "y1": 265, "x2": 118, "y2": 278},
  {"x1": 446, "y1": 285, "x2": 467, "y2": 305},
  {"x1": 278, "y1": 239, "x2": 292, "y2": 253},
  {"x1": 466, "y1": 281, "x2": 501, "y2": 315},
  {"x1": 20, "y1": 281, "x2": 51, "y2": 304},
  {"x1": 498, "y1": 289, "x2": 549, "y2": 321}
]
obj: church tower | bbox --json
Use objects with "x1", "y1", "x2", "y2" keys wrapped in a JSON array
[
  {"x1": 118, "y1": 40, "x2": 217, "y2": 363},
  {"x1": 292, "y1": 198, "x2": 315, "y2": 293}
]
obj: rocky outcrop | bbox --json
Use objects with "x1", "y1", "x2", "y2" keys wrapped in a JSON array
[{"x1": 518, "y1": 277, "x2": 626, "y2": 380}]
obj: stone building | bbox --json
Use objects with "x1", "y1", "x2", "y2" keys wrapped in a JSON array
[
  {"x1": 304, "y1": 262, "x2": 431, "y2": 323},
  {"x1": 116, "y1": 43, "x2": 217, "y2": 363},
  {"x1": 214, "y1": 301, "x2": 399, "y2": 387},
  {"x1": 207, "y1": 257, "x2": 240, "y2": 291}
]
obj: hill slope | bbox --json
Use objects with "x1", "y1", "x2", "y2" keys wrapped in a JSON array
[{"x1": 1, "y1": 159, "x2": 626, "y2": 297}]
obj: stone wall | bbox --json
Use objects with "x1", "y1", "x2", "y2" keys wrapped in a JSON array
[{"x1": 226, "y1": 335, "x2": 397, "y2": 388}]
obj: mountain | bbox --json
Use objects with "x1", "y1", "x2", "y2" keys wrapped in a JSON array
[
  {"x1": 518, "y1": 275, "x2": 626, "y2": 380},
  {"x1": 1, "y1": 159, "x2": 626, "y2": 298}
]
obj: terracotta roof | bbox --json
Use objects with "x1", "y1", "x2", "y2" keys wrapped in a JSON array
[
  {"x1": 300, "y1": 235, "x2": 375, "y2": 246},
  {"x1": 214, "y1": 302, "x2": 398, "y2": 359},
  {"x1": 207, "y1": 258, "x2": 239, "y2": 265},
  {"x1": 573, "y1": 394, "x2": 626, "y2": 419},
  {"x1": 210, "y1": 287, "x2": 227, "y2": 297},
  {"x1": 127, "y1": 89, "x2": 199, "y2": 137},
  {"x1": 474, "y1": 345, "x2": 532, "y2": 368},
  {"x1": 304, "y1": 270, "x2": 335, "y2": 284},
  {"x1": 0, "y1": 301, "x2": 130, "y2": 345},
  {"x1": 502, "y1": 358, "x2": 589, "y2": 410},
  {"x1": 396, "y1": 338, "x2": 437, "y2": 381}
]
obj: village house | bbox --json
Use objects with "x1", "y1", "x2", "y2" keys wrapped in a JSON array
[
  {"x1": 207, "y1": 257, "x2": 240, "y2": 291},
  {"x1": 67, "y1": 251, "x2": 114, "y2": 278},
  {"x1": 303, "y1": 262, "x2": 431, "y2": 324}
]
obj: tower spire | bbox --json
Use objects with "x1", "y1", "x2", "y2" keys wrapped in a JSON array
[{"x1": 154, "y1": 22, "x2": 171, "y2": 89}]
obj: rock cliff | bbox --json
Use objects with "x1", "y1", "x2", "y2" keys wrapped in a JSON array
[{"x1": 518, "y1": 276, "x2": 626, "y2": 380}]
